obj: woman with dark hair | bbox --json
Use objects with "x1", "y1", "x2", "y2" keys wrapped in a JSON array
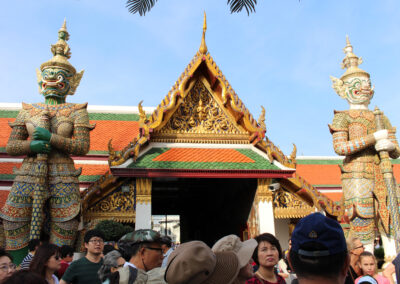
[
  {"x1": 2, "y1": 270, "x2": 46, "y2": 284},
  {"x1": 30, "y1": 244, "x2": 61, "y2": 284},
  {"x1": 0, "y1": 248, "x2": 15, "y2": 283},
  {"x1": 246, "y1": 233, "x2": 285, "y2": 284}
]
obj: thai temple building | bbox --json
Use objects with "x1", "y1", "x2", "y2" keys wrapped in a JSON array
[{"x1": 1, "y1": 16, "x2": 400, "y2": 255}]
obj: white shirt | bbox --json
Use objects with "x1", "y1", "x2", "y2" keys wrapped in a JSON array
[{"x1": 124, "y1": 261, "x2": 137, "y2": 269}]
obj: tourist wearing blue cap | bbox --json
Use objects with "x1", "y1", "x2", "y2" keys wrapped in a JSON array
[
  {"x1": 357, "y1": 275, "x2": 378, "y2": 284},
  {"x1": 288, "y1": 213, "x2": 350, "y2": 284}
]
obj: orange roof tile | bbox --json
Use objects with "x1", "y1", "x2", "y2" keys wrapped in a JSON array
[
  {"x1": 80, "y1": 164, "x2": 109, "y2": 176},
  {"x1": 393, "y1": 164, "x2": 400, "y2": 179},
  {"x1": 0, "y1": 162, "x2": 21, "y2": 174},
  {"x1": 0, "y1": 118, "x2": 14, "y2": 149},
  {"x1": 321, "y1": 192, "x2": 343, "y2": 202},
  {"x1": 0, "y1": 191, "x2": 9, "y2": 209},
  {"x1": 296, "y1": 164, "x2": 342, "y2": 185},
  {"x1": 89, "y1": 120, "x2": 139, "y2": 153},
  {"x1": 152, "y1": 148, "x2": 255, "y2": 163}
]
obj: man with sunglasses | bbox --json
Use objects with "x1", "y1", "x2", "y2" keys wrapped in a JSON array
[{"x1": 118, "y1": 229, "x2": 164, "y2": 272}]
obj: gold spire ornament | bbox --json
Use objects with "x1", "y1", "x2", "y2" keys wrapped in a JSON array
[
  {"x1": 41, "y1": 19, "x2": 75, "y2": 74},
  {"x1": 340, "y1": 35, "x2": 368, "y2": 80},
  {"x1": 199, "y1": 12, "x2": 208, "y2": 54}
]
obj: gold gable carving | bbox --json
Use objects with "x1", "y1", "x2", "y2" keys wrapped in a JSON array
[
  {"x1": 273, "y1": 188, "x2": 314, "y2": 219},
  {"x1": 152, "y1": 77, "x2": 249, "y2": 143},
  {"x1": 85, "y1": 184, "x2": 135, "y2": 223}
]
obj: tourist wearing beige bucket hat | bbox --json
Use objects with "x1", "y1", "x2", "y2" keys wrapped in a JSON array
[
  {"x1": 165, "y1": 241, "x2": 240, "y2": 284},
  {"x1": 212, "y1": 235, "x2": 258, "y2": 284}
]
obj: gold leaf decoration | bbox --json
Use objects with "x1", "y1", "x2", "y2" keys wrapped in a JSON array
[{"x1": 155, "y1": 79, "x2": 245, "y2": 135}]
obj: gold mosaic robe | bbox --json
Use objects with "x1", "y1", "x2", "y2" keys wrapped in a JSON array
[
  {"x1": 329, "y1": 109, "x2": 400, "y2": 243},
  {"x1": 0, "y1": 102, "x2": 93, "y2": 249}
]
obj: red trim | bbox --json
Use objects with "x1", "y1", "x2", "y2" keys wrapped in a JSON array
[
  {"x1": 0, "y1": 181, "x2": 12, "y2": 187},
  {"x1": 0, "y1": 153, "x2": 24, "y2": 159},
  {"x1": 111, "y1": 168, "x2": 295, "y2": 178},
  {"x1": 0, "y1": 180, "x2": 94, "y2": 188}
]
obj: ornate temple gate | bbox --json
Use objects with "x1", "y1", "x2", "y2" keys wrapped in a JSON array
[{"x1": 80, "y1": 15, "x2": 341, "y2": 247}]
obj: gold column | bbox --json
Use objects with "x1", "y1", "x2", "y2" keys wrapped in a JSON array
[
  {"x1": 255, "y1": 178, "x2": 273, "y2": 203},
  {"x1": 136, "y1": 178, "x2": 152, "y2": 205},
  {"x1": 247, "y1": 178, "x2": 273, "y2": 238}
]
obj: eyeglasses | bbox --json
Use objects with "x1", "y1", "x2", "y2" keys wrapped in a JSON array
[
  {"x1": 0, "y1": 264, "x2": 16, "y2": 272},
  {"x1": 89, "y1": 239, "x2": 104, "y2": 244},
  {"x1": 145, "y1": 247, "x2": 163, "y2": 254},
  {"x1": 114, "y1": 263, "x2": 125, "y2": 268},
  {"x1": 353, "y1": 245, "x2": 364, "y2": 250}
]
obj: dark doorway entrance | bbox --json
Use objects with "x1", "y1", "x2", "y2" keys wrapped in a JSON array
[{"x1": 152, "y1": 178, "x2": 257, "y2": 246}]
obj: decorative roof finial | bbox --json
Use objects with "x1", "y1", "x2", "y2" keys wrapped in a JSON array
[{"x1": 199, "y1": 11, "x2": 208, "y2": 54}]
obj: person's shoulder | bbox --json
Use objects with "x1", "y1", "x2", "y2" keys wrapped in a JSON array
[
  {"x1": 245, "y1": 276, "x2": 261, "y2": 284},
  {"x1": 69, "y1": 256, "x2": 88, "y2": 267},
  {"x1": 375, "y1": 274, "x2": 390, "y2": 284},
  {"x1": 276, "y1": 274, "x2": 286, "y2": 283},
  {"x1": 393, "y1": 253, "x2": 400, "y2": 264}
]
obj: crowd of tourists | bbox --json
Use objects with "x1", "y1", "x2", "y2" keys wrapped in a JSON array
[{"x1": 0, "y1": 212, "x2": 399, "y2": 284}]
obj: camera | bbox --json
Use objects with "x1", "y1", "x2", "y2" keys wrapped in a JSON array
[{"x1": 268, "y1": 183, "x2": 280, "y2": 191}]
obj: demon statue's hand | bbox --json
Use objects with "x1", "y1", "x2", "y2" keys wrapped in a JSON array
[
  {"x1": 33, "y1": 127, "x2": 51, "y2": 142},
  {"x1": 30, "y1": 140, "x2": 51, "y2": 154}
]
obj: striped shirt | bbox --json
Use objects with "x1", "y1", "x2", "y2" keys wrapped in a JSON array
[{"x1": 20, "y1": 252, "x2": 34, "y2": 270}]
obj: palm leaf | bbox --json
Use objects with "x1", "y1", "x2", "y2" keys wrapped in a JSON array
[
  {"x1": 126, "y1": 0, "x2": 159, "y2": 16},
  {"x1": 227, "y1": 0, "x2": 257, "y2": 15}
]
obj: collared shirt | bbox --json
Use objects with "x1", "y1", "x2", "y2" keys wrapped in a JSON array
[
  {"x1": 162, "y1": 248, "x2": 173, "y2": 268},
  {"x1": 124, "y1": 261, "x2": 137, "y2": 269}
]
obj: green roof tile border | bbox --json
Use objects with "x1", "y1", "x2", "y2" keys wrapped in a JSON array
[
  {"x1": 88, "y1": 113, "x2": 140, "y2": 121},
  {"x1": 126, "y1": 148, "x2": 280, "y2": 170},
  {"x1": 0, "y1": 174, "x2": 15, "y2": 180},
  {"x1": 0, "y1": 110, "x2": 141, "y2": 121},
  {"x1": 0, "y1": 110, "x2": 19, "y2": 118},
  {"x1": 87, "y1": 150, "x2": 109, "y2": 155},
  {"x1": 296, "y1": 159, "x2": 343, "y2": 165},
  {"x1": 79, "y1": 175, "x2": 103, "y2": 182}
]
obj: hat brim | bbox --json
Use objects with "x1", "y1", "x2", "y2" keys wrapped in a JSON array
[
  {"x1": 202, "y1": 251, "x2": 240, "y2": 284},
  {"x1": 237, "y1": 239, "x2": 257, "y2": 268}
]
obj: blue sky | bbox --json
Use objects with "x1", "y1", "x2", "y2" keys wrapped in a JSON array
[{"x1": 1, "y1": 0, "x2": 400, "y2": 156}]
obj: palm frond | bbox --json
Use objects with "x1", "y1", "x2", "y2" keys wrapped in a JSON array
[
  {"x1": 126, "y1": 0, "x2": 159, "y2": 16},
  {"x1": 227, "y1": 0, "x2": 257, "y2": 15}
]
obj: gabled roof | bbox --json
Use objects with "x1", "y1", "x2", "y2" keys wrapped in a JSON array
[{"x1": 108, "y1": 17, "x2": 296, "y2": 172}]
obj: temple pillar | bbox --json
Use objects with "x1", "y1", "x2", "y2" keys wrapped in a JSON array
[
  {"x1": 135, "y1": 178, "x2": 152, "y2": 229},
  {"x1": 256, "y1": 178, "x2": 275, "y2": 235}
]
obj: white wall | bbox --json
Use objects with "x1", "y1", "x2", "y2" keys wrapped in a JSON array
[{"x1": 274, "y1": 219, "x2": 290, "y2": 251}]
